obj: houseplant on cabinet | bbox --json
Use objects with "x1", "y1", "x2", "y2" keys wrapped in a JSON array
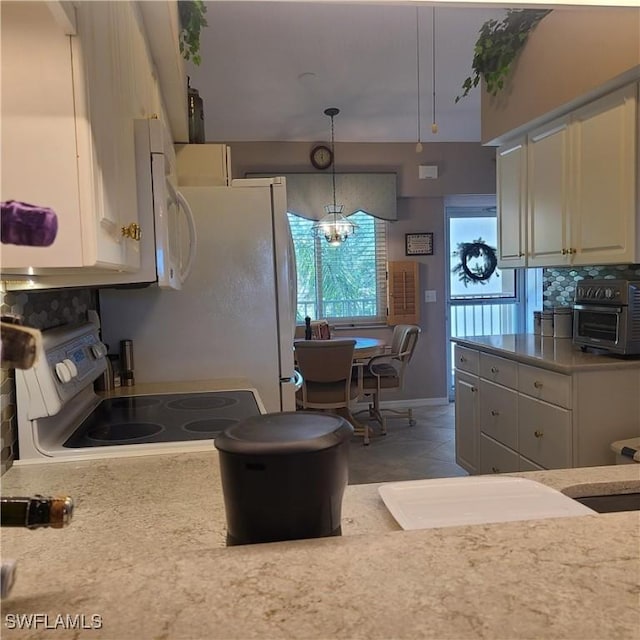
[
  {"x1": 178, "y1": 0, "x2": 208, "y2": 65},
  {"x1": 456, "y1": 9, "x2": 551, "y2": 103}
]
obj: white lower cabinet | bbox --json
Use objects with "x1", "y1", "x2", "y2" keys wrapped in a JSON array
[
  {"x1": 454, "y1": 370, "x2": 479, "y2": 475},
  {"x1": 454, "y1": 343, "x2": 640, "y2": 473},
  {"x1": 479, "y1": 379, "x2": 518, "y2": 450},
  {"x1": 518, "y1": 455, "x2": 545, "y2": 472},
  {"x1": 518, "y1": 395, "x2": 572, "y2": 469},
  {"x1": 479, "y1": 433, "x2": 519, "y2": 475}
]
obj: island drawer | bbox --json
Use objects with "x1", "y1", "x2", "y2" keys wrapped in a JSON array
[
  {"x1": 518, "y1": 395, "x2": 572, "y2": 469},
  {"x1": 518, "y1": 364, "x2": 571, "y2": 408},
  {"x1": 479, "y1": 379, "x2": 518, "y2": 449},
  {"x1": 454, "y1": 345, "x2": 479, "y2": 375},
  {"x1": 479, "y1": 353, "x2": 518, "y2": 390},
  {"x1": 519, "y1": 455, "x2": 546, "y2": 472},
  {"x1": 479, "y1": 433, "x2": 519, "y2": 474}
]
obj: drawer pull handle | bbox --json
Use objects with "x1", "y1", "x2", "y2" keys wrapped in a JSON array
[
  {"x1": 534, "y1": 430, "x2": 544, "y2": 438},
  {"x1": 491, "y1": 467, "x2": 500, "y2": 474},
  {"x1": 459, "y1": 356, "x2": 466, "y2": 363},
  {"x1": 490, "y1": 409, "x2": 499, "y2": 416},
  {"x1": 533, "y1": 381, "x2": 543, "y2": 389},
  {"x1": 471, "y1": 386, "x2": 477, "y2": 393},
  {"x1": 490, "y1": 367, "x2": 499, "y2": 374}
]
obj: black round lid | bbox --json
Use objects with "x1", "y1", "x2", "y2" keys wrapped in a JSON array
[{"x1": 214, "y1": 412, "x2": 353, "y2": 455}]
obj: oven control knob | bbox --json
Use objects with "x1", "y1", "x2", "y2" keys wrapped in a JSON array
[
  {"x1": 604, "y1": 288, "x2": 614, "y2": 299},
  {"x1": 63, "y1": 358, "x2": 78, "y2": 378},
  {"x1": 55, "y1": 361, "x2": 74, "y2": 383},
  {"x1": 90, "y1": 342, "x2": 108, "y2": 359}
]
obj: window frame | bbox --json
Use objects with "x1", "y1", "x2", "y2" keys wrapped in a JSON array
[{"x1": 287, "y1": 210, "x2": 388, "y2": 327}]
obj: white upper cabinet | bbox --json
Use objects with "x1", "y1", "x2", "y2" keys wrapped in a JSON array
[
  {"x1": 496, "y1": 140, "x2": 527, "y2": 268},
  {"x1": 1, "y1": 1, "x2": 161, "y2": 275},
  {"x1": 527, "y1": 118, "x2": 571, "y2": 267},
  {"x1": 496, "y1": 82, "x2": 639, "y2": 268},
  {"x1": 570, "y1": 84, "x2": 637, "y2": 265}
]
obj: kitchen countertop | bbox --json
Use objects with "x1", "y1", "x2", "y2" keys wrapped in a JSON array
[
  {"x1": 452, "y1": 334, "x2": 640, "y2": 373},
  {"x1": 1, "y1": 453, "x2": 639, "y2": 639}
]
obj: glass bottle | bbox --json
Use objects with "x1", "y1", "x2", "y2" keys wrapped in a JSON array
[{"x1": 1, "y1": 495, "x2": 74, "y2": 529}]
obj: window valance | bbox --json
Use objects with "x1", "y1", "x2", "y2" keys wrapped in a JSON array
[{"x1": 251, "y1": 173, "x2": 397, "y2": 221}]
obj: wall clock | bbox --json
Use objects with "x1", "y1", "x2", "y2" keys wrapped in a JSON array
[{"x1": 310, "y1": 145, "x2": 333, "y2": 170}]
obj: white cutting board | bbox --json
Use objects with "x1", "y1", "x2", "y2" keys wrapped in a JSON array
[{"x1": 378, "y1": 476, "x2": 595, "y2": 530}]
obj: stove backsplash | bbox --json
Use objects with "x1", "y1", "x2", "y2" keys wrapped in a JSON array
[
  {"x1": 543, "y1": 264, "x2": 640, "y2": 309},
  {"x1": 0, "y1": 287, "x2": 96, "y2": 474}
]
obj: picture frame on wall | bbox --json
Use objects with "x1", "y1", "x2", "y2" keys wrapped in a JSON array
[{"x1": 405, "y1": 233, "x2": 434, "y2": 256}]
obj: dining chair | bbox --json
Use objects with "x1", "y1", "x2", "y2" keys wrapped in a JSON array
[
  {"x1": 294, "y1": 339, "x2": 361, "y2": 432},
  {"x1": 356, "y1": 325, "x2": 421, "y2": 436}
]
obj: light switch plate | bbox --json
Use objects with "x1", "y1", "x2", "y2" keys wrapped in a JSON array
[{"x1": 424, "y1": 290, "x2": 437, "y2": 303}]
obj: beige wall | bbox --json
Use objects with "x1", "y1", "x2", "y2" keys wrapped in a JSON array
[
  {"x1": 482, "y1": 8, "x2": 640, "y2": 145},
  {"x1": 230, "y1": 141, "x2": 496, "y2": 402}
]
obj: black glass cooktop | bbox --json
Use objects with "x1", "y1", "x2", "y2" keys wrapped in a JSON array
[{"x1": 63, "y1": 391, "x2": 261, "y2": 448}]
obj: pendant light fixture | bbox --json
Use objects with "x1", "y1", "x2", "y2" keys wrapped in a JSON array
[
  {"x1": 415, "y1": 7, "x2": 423, "y2": 153},
  {"x1": 312, "y1": 108, "x2": 356, "y2": 246},
  {"x1": 431, "y1": 6, "x2": 438, "y2": 135}
]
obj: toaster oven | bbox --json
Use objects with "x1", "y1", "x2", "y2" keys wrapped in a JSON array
[{"x1": 572, "y1": 279, "x2": 640, "y2": 355}]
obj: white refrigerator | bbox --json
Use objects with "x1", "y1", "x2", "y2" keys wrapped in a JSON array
[{"x1": 98, "y1": 177, "x2": 298, "y2": 413}]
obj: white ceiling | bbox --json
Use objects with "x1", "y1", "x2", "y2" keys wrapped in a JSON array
[{"x1": 187, "y1": 2, "x2": 508, "y2": 143}]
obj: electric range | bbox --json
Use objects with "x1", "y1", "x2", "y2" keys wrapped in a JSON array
[{"x1": 15, "y1": 321, "x2": 265, "y2": 464}]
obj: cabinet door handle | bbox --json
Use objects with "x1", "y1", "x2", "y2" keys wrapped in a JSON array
[
  {"x1": 490, "y1": 409, "x2": 500, "y2": 416},
  {"x1": 471, "y1": 386, "x2": 477, "y2": 393},
  {"x1": 533, "y1": 381, "x2": 543, "y2": 389},
  {"x1": 534, "y1": 430, "x2": 544, "y2": 438},
  {"x1": 561, "y1": 248, "x2": 567, "y2": 255},
  {"x1": 491, "y1": 466, "x2": 500, "y2": 474},
  {"x1": 459, "y1": 356, "x2": 466, "y2": 363},
  {"x1": 490, "y1": 367, "x2": 498, "y2": 374},
  {"x1": 121, "y1": 222, "x2": 142, "y2": 241}
]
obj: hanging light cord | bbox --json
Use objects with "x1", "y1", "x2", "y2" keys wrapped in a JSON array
[
  {"x1": 330, "y1": 112, "x2": 337, "y2": 210},
  {"x1": 415, "y1": 7, "x2": 421, "y2": 147},
  {"x1": 431, "y1": 6, "x2": 438, "y2": 134}
]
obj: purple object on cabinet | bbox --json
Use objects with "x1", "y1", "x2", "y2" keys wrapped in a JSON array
[{"x1": 1, "y1": 200, "x2": 58, "y2": 247}]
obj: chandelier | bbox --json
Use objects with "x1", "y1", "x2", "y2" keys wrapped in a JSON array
[{"x1": 312, "y1": 108, "x2": 356, "y2": 246}]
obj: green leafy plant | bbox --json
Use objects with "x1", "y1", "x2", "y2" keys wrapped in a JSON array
[
  {"x1": 178, "y1": 0, "x2": 208, "y2": 65},
  {"x1": 456, "y1": 9, "x2": 551, "y2": 103}
]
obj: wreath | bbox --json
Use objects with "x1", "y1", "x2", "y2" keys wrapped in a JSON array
[{"x1": 452, "y1": 238, "x2": 498, "y2": 287}]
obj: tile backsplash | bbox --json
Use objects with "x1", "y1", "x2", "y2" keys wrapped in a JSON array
[
  {"x1": 543, "y1": 264, "x2": 640, "y2": 308},
  {"x1": 0, "y1": 287, "x2": 96, "y2": 474}
]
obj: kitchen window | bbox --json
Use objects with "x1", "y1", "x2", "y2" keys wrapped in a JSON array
[{"x1": 287, "y1": 210, "x2": 388, "y2": 325}]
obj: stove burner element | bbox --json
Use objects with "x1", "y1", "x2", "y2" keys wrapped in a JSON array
[
  {"x1": 183, "y1": 418, "x2": 239, "y2": 434},
  {"x1": 110, "y1": 397, "x2": 162, "y2": 410},
  {"x1": 167, "y1": 396, "x2": 238, "y2": 411},
  {"x1": 61, "y1": 390, "x2": 262, "y2": 450},
  {"x1": 87, "y1": 422, "x2": 164, "y2": 442}
]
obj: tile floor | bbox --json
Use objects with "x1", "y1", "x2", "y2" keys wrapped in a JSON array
[{"x1": 347, "y1": 402, "x2": 468, "y2": 485}]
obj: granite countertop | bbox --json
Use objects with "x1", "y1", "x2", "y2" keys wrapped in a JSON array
[
  {"x1": 1, "y1": 453, "x2": 639, "y2": 639},
  {"x1": 452, "y1": 333, "x2": 640, "y2": 373}
]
